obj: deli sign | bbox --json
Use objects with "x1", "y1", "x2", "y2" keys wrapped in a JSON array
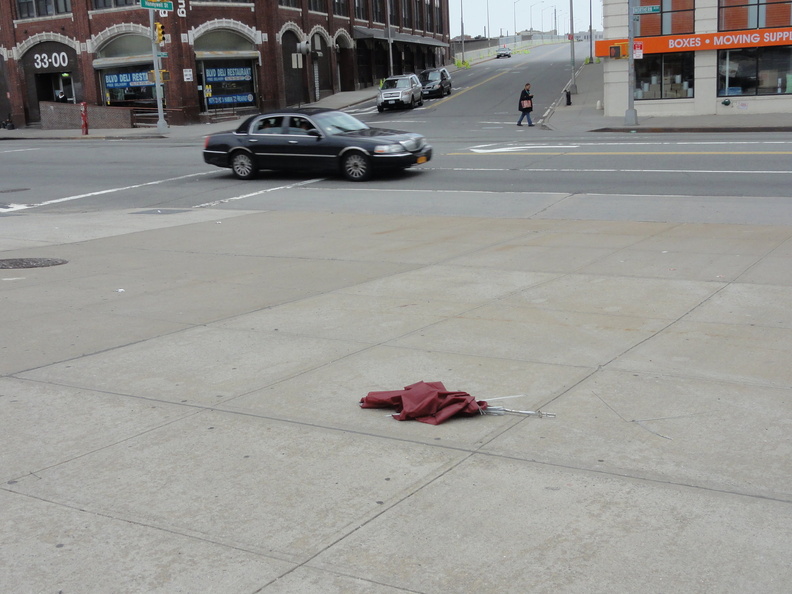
[{"x1": 596, "y1": 26, "x2": 792, "y2": 57}]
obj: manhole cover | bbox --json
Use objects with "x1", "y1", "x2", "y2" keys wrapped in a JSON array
[{"x1": 0, "y1": 258, "x2": 68, "y2": 269}]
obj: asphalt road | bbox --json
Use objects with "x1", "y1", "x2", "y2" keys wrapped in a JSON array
[{"x1": 1, "y1": 43, "x2": 791, "y2": 220}]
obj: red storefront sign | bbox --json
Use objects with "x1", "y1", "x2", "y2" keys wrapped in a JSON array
[{"x1": 596, "y1": 27, "x2": 792, "y2": 57}]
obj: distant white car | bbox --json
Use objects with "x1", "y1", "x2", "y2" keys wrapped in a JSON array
[{"x1": 496, "y1": 47, "x2": 512, "y2": 58}]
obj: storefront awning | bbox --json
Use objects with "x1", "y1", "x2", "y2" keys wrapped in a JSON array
[
  {"x1": 92, "y1": 54, "x2": 153, "y2": 69},
  {"x1": 353, "y1": 26, "x2": 448, "y2": 48},
  {"x1": 195, "y1": 50, "x2": 261, "y2": 60}
]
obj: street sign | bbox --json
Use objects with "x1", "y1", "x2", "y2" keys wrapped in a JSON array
[
  {"x1": 158, "y1": 52, "x2": 168, "y2": 58},
  {"x1": 141, "y1": 0, "x2": 174, "y2": 10},
  {"x1": 634, "y1": 41, "x2": 644, "y2": 59},
  {"x1": 633, "y1": 5, "x2": 660, "y2": 13}
]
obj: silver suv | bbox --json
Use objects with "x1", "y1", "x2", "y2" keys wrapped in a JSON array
[{"x1": 377, "y1": 74, "x2": 423, "y2": 112}]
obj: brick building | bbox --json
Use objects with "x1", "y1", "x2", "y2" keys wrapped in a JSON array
[
  {"x1": 595, "y1": 0, "x2": 792, "y2": 117},
  {"x1": 0, "y1": 0, "x2": 450, "y2": 127}
]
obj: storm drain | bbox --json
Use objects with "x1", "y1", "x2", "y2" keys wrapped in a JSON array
[{"x1": 0, "y1": 258, "x2": 68, "y2": 269}]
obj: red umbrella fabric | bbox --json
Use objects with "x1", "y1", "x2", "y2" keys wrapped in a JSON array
[{"x1": 360, "y1": 381, "x2": 489, "y2": 425}]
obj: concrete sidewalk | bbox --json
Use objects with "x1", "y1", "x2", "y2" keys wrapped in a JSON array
[
  {"x1": 2, "y1": 53, "x2": 792, "y2": 593},
  {"x1": 3, "y1": 203, "x2": 792, "y2": 593}
]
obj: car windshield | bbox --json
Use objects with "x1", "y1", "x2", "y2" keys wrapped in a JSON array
[
  {"x1": 313, "y1": 111, "x2": 370, "y2": 135},
  {"x1": 382, "y1": 78, "x2": 410, "y2": 89},
  {"x1": 421, "y1": 71, "x2": 441, "y2": 82}
]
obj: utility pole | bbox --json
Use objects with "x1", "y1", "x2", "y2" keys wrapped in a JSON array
[
  {"x1": 148, "y1": 9, "x2": 167, "y2": 133},
  {"x1": 568, "y1": 0, "x2": 577, "y2": 93},
  {"x1": 625, "y1": 0, "x2": 638, "y2": 125},
  {"x1": 461, "y1": 0, "x2": 465, "y2": 63}
]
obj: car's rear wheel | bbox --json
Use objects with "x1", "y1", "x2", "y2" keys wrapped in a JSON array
[
  {"x1": 340, "y1": 151, "x2": 371, "y2": 182},
  {"x1": 230, "y1": 151, "x2": 256, "y2": 180},
  {"x1": 409, "y1": 96, "x2": 416, "y2": 109}
]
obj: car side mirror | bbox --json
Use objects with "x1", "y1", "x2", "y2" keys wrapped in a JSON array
[{"x1": 307, "y1": 129, "x2": 321, "y2": 139}]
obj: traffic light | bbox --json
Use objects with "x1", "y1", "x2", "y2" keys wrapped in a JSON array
[{"x1": 154, "y1": 22, "x2": 164, "y2": 44}]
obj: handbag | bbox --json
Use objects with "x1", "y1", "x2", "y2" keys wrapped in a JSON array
[{"x1": 520, "y1": 99, "x2": 532, "y2": 109}]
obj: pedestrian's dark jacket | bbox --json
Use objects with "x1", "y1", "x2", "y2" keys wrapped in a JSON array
[{"x1": 519, "y1": 88, "x2": 534, "y2": 112}]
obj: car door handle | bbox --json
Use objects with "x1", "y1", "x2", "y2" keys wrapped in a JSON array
[
  {"x1": 288, "y1": 140, "x2": 298, "y2": 144},
  {"x1": 248, "y1": 138, "x2": 258, "y2": 143}
]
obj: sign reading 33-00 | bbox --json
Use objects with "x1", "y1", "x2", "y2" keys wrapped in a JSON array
[{"x1": 33, "y1": 52, "x2": 69, "y2": 69}]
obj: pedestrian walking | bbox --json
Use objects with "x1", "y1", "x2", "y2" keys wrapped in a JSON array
[{"x1": 517, "y1": 83, "x2": 534, "y2": 127}]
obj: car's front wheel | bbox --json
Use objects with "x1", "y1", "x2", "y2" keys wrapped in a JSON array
[
  {"x1": 340, "y1": 151, "x2": 371, "y2": 182},
  {"x1": 377, "y1": 105, "x2": 384, "y2": 113},
  {"x1": 230, "y1": 151, "x2": 256, "y2": 180}
]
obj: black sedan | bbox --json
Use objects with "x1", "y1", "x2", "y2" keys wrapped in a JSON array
[{"x1": 203, "y1": 108, "x2": 432, "y2": 182}]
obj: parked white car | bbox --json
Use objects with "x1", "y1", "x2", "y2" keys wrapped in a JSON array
[{"x1": 377, "y1": 74, "x2": 424, "y2": 111}]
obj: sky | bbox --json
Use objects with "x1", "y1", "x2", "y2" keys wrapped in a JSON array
[{"x1": 448, "y1": 0, "x2": 604, "y2": 39}]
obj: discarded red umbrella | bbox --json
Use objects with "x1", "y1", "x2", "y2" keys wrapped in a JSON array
[
  {"x1": 360, "y1": 381, "x2": 556, "y2": 425},
  {"x1": 360, "y1": 381, "x2": 487, "y2": 425}
]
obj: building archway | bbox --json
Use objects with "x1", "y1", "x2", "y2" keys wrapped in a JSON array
[
  {"x1": 20, "y1": 40, "x2": 81, "y2": 123},
  {"x1": 280, "y1": 29, "x2": 305, "y2": 106},
  {"x1": 334, "y1": 31, "x2": 356, "y2": 91},
  {"x1": 92, "y1": 34, "x2": 157, "y2": 110},
  {"x1": 193, "y1": 28, "x2": 259, "y2": 113}
]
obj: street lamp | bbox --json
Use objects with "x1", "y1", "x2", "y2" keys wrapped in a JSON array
[
  {"x1": 557, "y1": 8, "x2": 566, "y2": 34},
  {"x1": 529, "y1": 1, "x2": 544, "y2": 33},
  {"x1": 487, "y1": 0, "x2": 491, "y2": 40},
  {"x1": 460, "y1": 0, "x2": 465, "y2": 63},
  {"x1": 514, "y1": 0, "x2": 523, "y2": 43},
  {"x1": 541, "y1": 5, "x2": 554, "y2": 36}
]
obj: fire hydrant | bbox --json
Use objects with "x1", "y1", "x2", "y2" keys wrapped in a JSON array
[{"x1": 80, "y1": 102, "x2": 88, "y2": 135}]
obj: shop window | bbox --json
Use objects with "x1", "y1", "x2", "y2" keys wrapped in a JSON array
[
  {"x1": 202, "y1": 61, "x2": 257, "y2": 109},
  {"x1": 333, "y1": 0, "x2": 348, "y2": 16},
  {"x1": 354, "y1": 0, "x2": 368, "y2": 19},
  {"x1": 635, "y1": 0, "x2": 694, "y2": 36},
  {"x1": 17, "y1": 0, "x2": 71, "y2": 18},
  {"x1": 102, "y1": 65, "x2": 156, "y2": 107},
  {"x1": 719, "y1": 0, "x2": 792, "y2": 31},
  {"x1": 634, "y1": 51, "x2": 695, "y2": 99},
  {"x1": 718, "y1": 46, "x2": 792, "y2": 95}
]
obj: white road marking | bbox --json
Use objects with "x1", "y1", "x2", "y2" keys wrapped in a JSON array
[
  {"x1": 1, "y1": 148, "x2": 40, "y2": 154},
  {"x1": 193, "y1": 178, "x2": 324, "y2": 207},
  {"x1": 0, "y1": 172, "x2": 214, "y2": 213}
]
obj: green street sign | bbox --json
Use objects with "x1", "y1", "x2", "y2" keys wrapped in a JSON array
[
  {"x1": 633, "y1": 5, "x2": 660, "y2": 13},
  {"x1": 141, "y1": 0, "x2": 174, "y2": 10}
]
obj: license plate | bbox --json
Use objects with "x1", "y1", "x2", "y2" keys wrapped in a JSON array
[
  {"x1": 417, "y1": 156, "x2": 427, "y2": 164},
  {"x1": 388, "y1": 100, "x2": 395, "y2": 104}
]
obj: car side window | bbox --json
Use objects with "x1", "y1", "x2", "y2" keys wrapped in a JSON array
[
  {"x1": 252, "y1": 116, "x2": 283, "y2": 134},
  {"x1": 286, "y1": 116, "x2": 315, "y2": 135}
]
